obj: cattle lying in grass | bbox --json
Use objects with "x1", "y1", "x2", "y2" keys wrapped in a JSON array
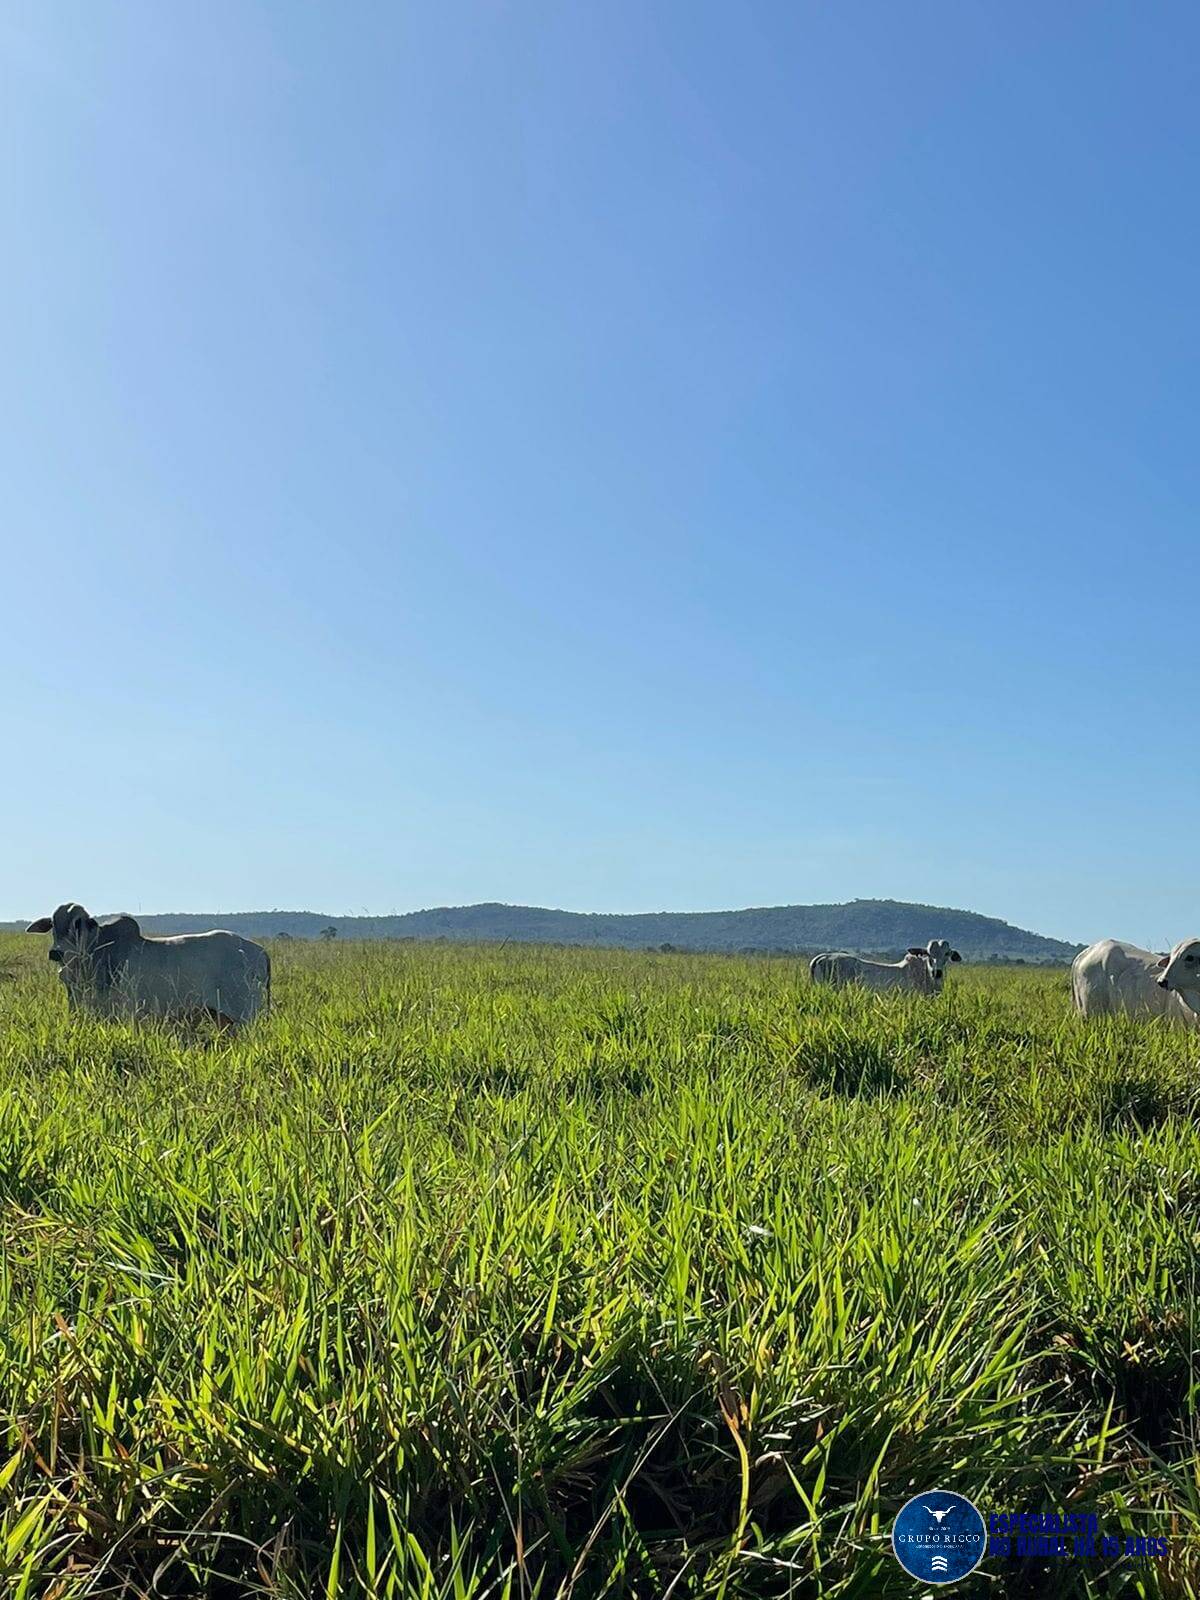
[
  {"x1": 25, "y1": 903, "x2": 270, "y2": 1025},
  {"x1": 1071, "y1": 939, "x2": 1198, "y2": 1026},
  {"x1": 809, "y1": 947, "x2": 938, "y2": 995}
]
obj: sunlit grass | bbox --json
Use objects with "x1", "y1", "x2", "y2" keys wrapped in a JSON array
[{"x1": 1, "y1": 939, "x2": 1199, "y2": 1595}]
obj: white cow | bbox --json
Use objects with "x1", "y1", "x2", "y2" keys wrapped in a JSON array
[
  {"x1": 1070, "y1": 939, "x2": 1198, "y2": 1026},
  {"x1": 26, "y1": 903, "x2": 270, "y2": 1025},
  {"x1": 923, "y1": 939, "x2": 962, "y2": 990},
  {"x1": 810, "y1": 947, "x2": 938, "y2": 995},
  {"x1": 1154, "y1": 938, "x2": 1200, "y2": 1016}
]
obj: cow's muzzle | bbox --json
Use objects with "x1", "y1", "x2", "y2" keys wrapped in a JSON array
[{"x1": 48, "y1": 949, "x2": 63, "y2": 963}]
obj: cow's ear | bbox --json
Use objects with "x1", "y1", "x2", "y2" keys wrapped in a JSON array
[
  {"x1": 950, "y1": 950, "x2": 961, "y2": 962},
  {"x1": 906, "y1": 947, "x2": 924, "y2": 957},
  {"x1": 25, "y1": 917, "x2": 52, "y2": 934},
  {"x1": 1153, "y1": 954, "x2": 1169, "y2": 970}
]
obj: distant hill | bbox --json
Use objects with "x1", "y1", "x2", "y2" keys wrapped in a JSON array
[{"x1": 5, "y1": 900, "x2": 1081, "y2": 962}]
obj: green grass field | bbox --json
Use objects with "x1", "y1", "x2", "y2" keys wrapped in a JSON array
[{"x1": 2, "y1": 937, "x2": 1199, "y2": 1597}]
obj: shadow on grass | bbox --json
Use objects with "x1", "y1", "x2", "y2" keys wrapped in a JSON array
[{"x1": 797, "y1": 1021, "x2": 908, "y2": 1097}]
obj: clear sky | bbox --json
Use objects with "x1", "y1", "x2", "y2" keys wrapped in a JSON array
[{"x1": 4, "y1": 2, "x2": 1196, "y2": 944}]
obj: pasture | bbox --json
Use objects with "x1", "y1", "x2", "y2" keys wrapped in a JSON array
[{"x1": 1, "y1": 938, "x2": 1199, "y2": 1597}]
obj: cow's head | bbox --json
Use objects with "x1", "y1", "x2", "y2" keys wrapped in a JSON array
[
  {"x1": 26, "y1": 906, "x2": 142, "y2": 1002},
  {"x1": 924, "y1": 939, "x2": 962, "y2": 988},
  {"x1": 26, "y1": 903, "x2": 101, "y2": 976},
  {"x1": 1156, "y1": 938, "x2": 1200, "y2": 1003}
]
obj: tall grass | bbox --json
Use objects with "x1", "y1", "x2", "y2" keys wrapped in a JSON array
[{"x1": 1, "y1": 938, "x2": 1199, "y2": 1596}]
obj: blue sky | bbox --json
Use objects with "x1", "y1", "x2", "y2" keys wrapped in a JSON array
[{"x1": 3, "y1": 2, "x2": 1196, "y2": 944}]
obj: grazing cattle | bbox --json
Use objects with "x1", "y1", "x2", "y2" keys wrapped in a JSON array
[
  {"x1": 1155, "y1": 938, "x2": 1200, "y2": 1014},
  {"x1": 25, "y1": 903, "x2": 270, "y2": 1025},
  {"x1": 809, "y1": 947, "x2": 938, "y2": 995},
  {"x1": 1070, "y1": 939, "x2": 1198, "y2": 1026}
]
